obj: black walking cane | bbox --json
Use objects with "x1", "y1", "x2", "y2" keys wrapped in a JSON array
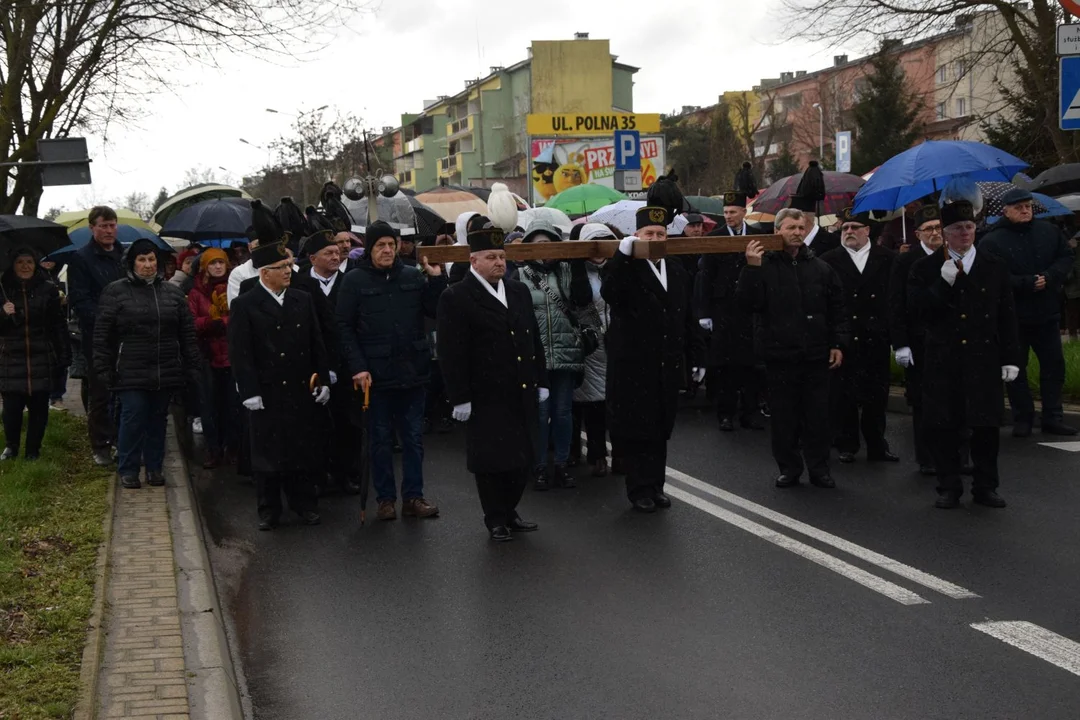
[{"x1": 353, "y1": 378, "x2": 372, "y2": 524}]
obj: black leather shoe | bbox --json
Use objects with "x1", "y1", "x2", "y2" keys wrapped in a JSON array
[
  {"x1": 718, "y1": 417, "x2": 735, "y2": 432},
  {"x1": 632, "y1": 497, "x2": 657, "y2": 513},
  {"x1": 935, "y1": 494, "x2": 961, "y2": 509},
  {"x1": 1012, "y1": 419, "x2": 1033, "y2": 438},
  {"x1": 146, "y1": 471, "x2": 165, "y2": 487},
  {"x1": 508, "y1": 518, "x2": 539, "y2": 532},
  {"x1": 919, "y1": 465, "x2": 937, "y2": 476},
  {"x1": 740, "y1": 415, "x2": 765, "y2": 431},
  {"x1": 258, "y1": 518, "x2": 278, "y2": 531},
  {"x1": 490, "y1": 526, "x2": 513, "y2": 542},
  {"x1": 554, "y1": 465, "x2": 576, "y2": 489},
  {"x1": 775, "y1": 475, "x2": 800, "y2": 488},
  {"x1": 838, "y1": 452, "x2": 856, "y2": 464},
  {"x1": 301, "y1": 511, "x2": 322, "y2": 525},
  {"x1": 868, "y1": 451, "x2": 900, "y2": 463},
  {"x1": 653, "y1": 492, "x2": 672, "y2": 509},
  {"x1": 810, "y1": 475, "x2": 836, "y2": 489},
  {"x1": 1042, "y1": 421, "x2": 1078, "y2": 436},
  {"x1": 120, "y1": 475, "x2": 141, "y2": 489},
  {"x1": 344, "y1": 480, "x2": 362, "y2": 495},
  {"x1": 437, "y1": 418, "x2": 454, "y2": 434},
  {"x1": 973, "y1": 491, "x2": 1007, "y2": 508}
]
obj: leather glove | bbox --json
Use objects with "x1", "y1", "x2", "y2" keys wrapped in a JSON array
[
  {"x1": 242, "y1": 396, "x2": 264, "y2": 411},
  {"x1": 538, "y1": 387, "x2": 550, "y2": 403},
  {"x1": 313, "y1": 385, "x2": 330, "y2": 405},
  {"x1": 618, "y1": 237, "x2": 636, "y2": 256},
  {"x1": 1002, "y1": 365, "x2": 1020, "y2": 383},
  {"x1": 895, "y1": 347, "x2": 914, "y2": 368},
  {"x1": 691, "y1": 367, "x2": 706, "y2": 383},
  {"x1": 940, "y1": 259, "x2": 960, "y2": 286},
  {"x1": 699, "y1": 318, "x2": 713, "y2": 332},
  {"x1": 452, "y1": 402, "x2": 472, "y2": 422},
  {"x1": 328, "y1": 370, "x2": 338, "y2": 385}
]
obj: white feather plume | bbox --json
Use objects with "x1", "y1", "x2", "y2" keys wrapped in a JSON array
[{"x1": 487, "y1": 182, "x2": 519, "y2": 232}]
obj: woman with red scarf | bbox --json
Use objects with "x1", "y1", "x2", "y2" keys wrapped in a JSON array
[{"x1": 188, "y1": 248, "x2": 237, "y2": 467}]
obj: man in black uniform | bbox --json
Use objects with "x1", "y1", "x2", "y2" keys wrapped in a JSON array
[
  {"x1": 228, "y1": 205, "x2": 331, "y2": 530},
  {"x1": 603, "y1": 206, "x2": 703, "y2": 513},
  {"x1": 437, "y1": 218, "x2": 546, "y2": 541},
  {"x1": 696, "y1": 188, "x2": 764, "y2": 431},
  {"x1": 908, "y1": 200, "x2": 1020, "y2": 509},
  {"x1": 737, "y1": 208, "x2": 848, "y2": 488},
  {"x1": 889, "y1": 203, "x2": 944, "y2": 475},
  {"x1": 821, "y1": 207, "x2": 898, "y2": 463}
]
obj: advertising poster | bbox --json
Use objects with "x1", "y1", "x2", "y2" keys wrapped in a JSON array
[{"x1": 530, "y1": 135, "x2": 666, "y2": 205}]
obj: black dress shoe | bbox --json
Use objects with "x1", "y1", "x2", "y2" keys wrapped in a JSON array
[
  {"x1": 120, "y1": 475, "x2": 141, "y2": 489},
  {"x1": 919, "y1": 465, "x2": 938, "y2": 476},
  {"x1": 935, "y1": 494, "x2": 961, "y2": 509},
  {"x1": 972, "y1": 491, "x2": 1007, "y2": 508},
  {"x1": 1012, "y1": 419, "x2": 1033, "y2": 438},
  {"x1": 301, "y1": 511, "x2": 322, "y2": 525},
  {"x1": 1042, "y1": 421, "x2": 1078, "y2": 436},
  {"x1": 258, "y1": 518, "x2": 278, "y2": 531},
  {"x1": 508, "y1": 518, "x2": 539, "y2": 532},
  {"x1": 718, "y1": 417, "x2": 735, "y2": 432},
  {"x1": 632, "y1": 497, "x2": 657, "y2": 513},
  {"x1": 740, "y1": 415, "x2": 765, "y2": 431},
  {"x1": 775, "y1": 474, "x2": 800, "y2": 488},
  {"x1": 490, "y1": 526, "x2": 513, "y2": 542},
  {"x1": 146, "y1": 470, "x2": 165, "y2": 487},
  {"x1": 554, "y1": 465, "x2": 576, "y2": 489},
  {"x1": 838, "y1": 452, "x2": 856, "y2": 464},
  {"x1": 868, "y1": 451, "x2": 900, "y2": 463},
  {"x1": 810, "y1": 475, "x2": 836, "y2": 489},
  {"x1": 653, "y1": 492, "x2": 672, "y2": 509}
]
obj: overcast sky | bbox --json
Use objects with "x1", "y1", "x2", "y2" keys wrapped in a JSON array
[{"x1": 41, "y1": 0, "x2": 856, "y2": 213}]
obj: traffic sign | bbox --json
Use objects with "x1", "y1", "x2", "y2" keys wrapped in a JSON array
[
  {"x1": 1058, "y1": 24, "x2": 1080, "y2": 55},
  {"x1": 835, "y1": 131, "x2": 852, "y2": 173},
  {"x1": 1060, "y1": 0, "x2": 1080, "y2": 18},
  {"x1": 1061, "y1": 56, "x2": 1080, "y2": 130},
  {"x1": 614, "y1": 130, "x2": 641, "y2": 171}
]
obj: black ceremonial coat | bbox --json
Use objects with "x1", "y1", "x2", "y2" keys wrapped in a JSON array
[
  {"x1": 888, "y1": 245, "x2": 935, "y2": 405},
  {"x1": 602, "y1": 251, "x2": 702, "y2": 441},
  {"x1": 437, "y1": 272, "x2": 547, "y2": 474},
  {"x1": 907, "y1": 249, "x2": 1020, "y2": 428},
  {"x1": 228, "y1": 285, "x2": 330, "y2": 474},
  {"x1": 695, "y1": 223, "x2": 763, "y2": 367}
]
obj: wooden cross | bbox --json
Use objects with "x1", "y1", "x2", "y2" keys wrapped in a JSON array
[{"x1": 420, "y1": 234, "x2": 784, "y2": 264}]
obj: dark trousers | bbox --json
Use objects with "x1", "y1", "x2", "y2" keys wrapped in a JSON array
[
  {"x1": 2, "y1": 390, "x2": 50, "y2": 456},
  {"x1": 425, "y1": 360, "x2": 451, "y2": 422},
  {"x1": 904, "y1": 365, "x2": 933, "y2": 466},
  {"x1": 116, "y1": 389, "x2": 171, "y2": 477},
  {"x1": 611, "y1": 436, "x2": 667, "y2": 502},
  {"x1": 571, "y1": 401, "x2": 608, "y2": 462},
  {"x1": 200, "y1": 366, "x2": 239, "y2": 455},
  {"x1": 256, "y1": 471, "x2": 317, "y2": 521},
  {"x1": 930, "y1": 426, "x2": 999, "y2": 496},
  {"x1": 328, "y1": 382, "x2": 359, "y2": 482},
  {"x1": 715, "y1": 364, "x2": 760, "y2": 422},
  {"x1": 82, "y1": 361, "x2": 115, "y2": 451},
  {"x1": 50, "y1": 368, "x2": 68, "y2": 402},
  {"x1": 766, "y1": 360, "x2": 832, "y2": 479},
  {"x1": 475, "y1": 469, "x2": 528, "y2": 529},
  {"x1": 830, "y1": 352, "x2": 890, "y2": 456},
  {"x1": 370, "y1": 386, "x2": 426, "y2": 502},
  {"x1": 1008, "y1": 319, "x2": 1066, "y2": 423}
]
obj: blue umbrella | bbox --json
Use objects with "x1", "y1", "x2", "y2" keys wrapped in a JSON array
[
  {"x1": 48, "y1": 225, "x2": 171, "y2": 259},
  {"x1": 853, "y1": 141, "x2": 1029, "y2": 213},
  {"x1": 160, "y1": 197, "x2": 251, "y2": 242}
]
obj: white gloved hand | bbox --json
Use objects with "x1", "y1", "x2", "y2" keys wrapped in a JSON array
[
  {"x1": 538, "y1": 387, "x2": 550, "y2": 403},
  {"x1": 242, "y1": 396, "x2": 264, "y2": 411},
  {"x1": 329, "y1": 370, "x2": 338, "y2": 385},
  {"x1": 940, "y1": 259, "x2": 960, "y2": 286},
  {"x1": 691, "y1": 367, "x2": 706, "y2": 383},
  {"x1": 699, "y1": 318, "x2": 713, "y2": 332},
  {"x1": 313, "y1": 385, "x2": 330, "y2": 405},
  {"x1": 452, "y1": 402, "x2": 472, "y2": 422},
  {"x1": 618, "y1": 237, "x2": 636, "y2": 256},
  {"x1": 895, "y1": 347, "x2": 914, "y2": 368},
  {"x1": 1002, "y1": 365, "x2": 1020, "y2": 383}
]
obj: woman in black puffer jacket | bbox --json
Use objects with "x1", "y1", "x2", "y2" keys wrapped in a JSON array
[
  {"x1": 93, "y1": 239, "x2": 200, "y2": 489},
  {"x1": 0, "y1": 248, "x2": 70, "y2": 460}
]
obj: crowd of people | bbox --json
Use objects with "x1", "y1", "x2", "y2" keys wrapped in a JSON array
[{"x1": 21, "y1": 165, "x2": 1074, "y2": 541}]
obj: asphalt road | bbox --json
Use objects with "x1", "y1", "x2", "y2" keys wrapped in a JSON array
[{"x1": 185, "y1": 404, "x2": 1080, "y2": 720}]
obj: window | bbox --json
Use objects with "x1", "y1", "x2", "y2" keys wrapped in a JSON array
[
  {"x1": 956, "y1": 97, "x2": 966, "y2": 116},
  {"x1": 938, "y1": 65, "x2": 948, "y2": 84},
  {"x1": 956, "y1": 59, "x2": 967, "y2": 79},
  {"x1": 936, "y1": 102, "x2": 946, "y2": 120}
]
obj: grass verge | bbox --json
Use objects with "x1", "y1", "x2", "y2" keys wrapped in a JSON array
[{"x1": 0, "y1": 411, "x2": 110, "y2": 719}]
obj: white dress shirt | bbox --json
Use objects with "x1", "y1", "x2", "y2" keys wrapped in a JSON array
[
  {"x1": 260, "y1": 279, "x2": 286, "y2": 306},
  {"x1": 919, "y1": 241, "x2": 936, "y2": 256},
  {"x1": 844, "y1": 242, "x2": 872, "y2": 273},
  {"x1": 725, "y1": 222, "x2": 748, "y2": 236},
  {"x1": 804, "y1": 224, "x2": 821, "y2": 248},
  {"x1": 947, "y1": 244, "x2": 976, "y2": 274},
  {"x1": 310, "y1": 267, "x2": 338, "y2": 296},
  {"x1": 646, "y1": 259, "x2": 668, "y2": 291},
  {"x1": 470, "y1": 267, "x2": 507, "y2": 308}
]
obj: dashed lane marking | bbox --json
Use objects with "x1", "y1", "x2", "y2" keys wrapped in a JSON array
[
  {"x1": 971, "y1": 621, "x2": 1080, "y2": 678},
  {"x1": 1038, "y1": 441, "x2": 1080, "y2": 452}
]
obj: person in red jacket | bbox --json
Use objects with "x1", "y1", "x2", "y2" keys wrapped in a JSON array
[{"x1": 188, "y1": 248, "x2": 237, "y2": 468}]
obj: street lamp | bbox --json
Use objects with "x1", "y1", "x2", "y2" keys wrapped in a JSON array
[
  {"x1": 812, "y1": 102, "x2": 824, "y2": 161},
  {"x1": 342, "y1": 171, "x2": 400, "y2": 225},
  {"x1": 265, "y1": 106, "x2": 329, "y2": 206},
  {"x1": 239, "y1": 138, "x2": 271, "y2": 169}
]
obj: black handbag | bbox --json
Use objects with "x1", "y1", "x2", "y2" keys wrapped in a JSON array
[{"x1": 526, "y1": 268, "x2": 600, "y2": 356}]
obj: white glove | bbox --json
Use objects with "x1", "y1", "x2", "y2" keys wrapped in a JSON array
[
  {"x1": 618, "y1": 237, "x2": 636, "y2": 256},
  {"x1": 699, "y1": 318, "x2": 713, "y2": 332},
  {"x1": 940, "y1": 259, "x2": 960, "y2": 286},
  {"x1": 895, "y1": 347, "x2": 914, "y2": 368},
  {"x1": 538, "y1": 387, "x2": 550, "y2": 403},
  {"x1": 313, "y1": 385, "x2": 330, "y2": 405},
  {"x1": 691, "y1": 367, "x2": 706, "y2": 383},
  {"x1": 329, "y1": 370, "x2": 338, "y2": 385},
  {"x1": 1002, "y1": 365, "x2": 1020, "y2": 383},
  {"x1": 242, "y1": 396, "x2": 264, "y2": 411},
  {"x1": 452, "y1": 402, "x2": 472, "y2": 422}
]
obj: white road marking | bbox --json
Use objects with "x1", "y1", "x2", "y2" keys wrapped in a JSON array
[
  {"x1": 664, "y1": 468, "x2": 980, "y2": 600},
  {"x1": 971, "y1": 621, "x2": 1080, "y2": 678},
  {"x1": 1038, "y1": 441, "x2": 1080, "y2": 452}
]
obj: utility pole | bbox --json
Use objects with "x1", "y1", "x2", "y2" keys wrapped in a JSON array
[
  {"x1": 476, "y1": 79, "x2": 487, "y2": 186},
  {"x1": 298, "y1": 132, "x2": 309, "y2": 208}
]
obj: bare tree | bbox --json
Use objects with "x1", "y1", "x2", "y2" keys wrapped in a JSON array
[
  {"x1": 731, "y1": 89, "x2": 782, "y2": 181},
  {"x1": 118, "y1": 191, "x2": 152, "y2": 219},
  {"x1": 1, "y1": 0, "x2": 366, "y2": 216}
]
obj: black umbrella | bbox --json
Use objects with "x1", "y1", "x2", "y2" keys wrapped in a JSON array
[
  {"x1": 160, "y1": 197, "x2": 252, "y2": 242},
  {"x1": 406, "y1": 197, "x2": 445, "y2": 237},
  {"x1": 1029, "y1": 163, "x2": 1080, "y2": 197},
  {"x1": 0, "y1": 215, "x2": 70, "y2": 261}
]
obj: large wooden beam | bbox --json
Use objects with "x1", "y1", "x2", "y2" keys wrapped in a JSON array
[{"x1": 420, "y1": 235, "x2": 784, "y2": 264}]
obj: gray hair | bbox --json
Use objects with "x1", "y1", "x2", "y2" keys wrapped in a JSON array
[{"x1": 774, "y1": 208, "x2": 804, "y2": 229}]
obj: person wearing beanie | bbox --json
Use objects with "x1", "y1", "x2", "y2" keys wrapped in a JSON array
[
  {"x1": 0, "y1": 247, "x2": 70, "y2": 460},
  {"x1": 337, "y1": 219, "x2": 447, "y2": 522},
  {"x1": 908, "y1": 200, "x2": 1022, "y2": 509},
  {"x1": 93, "y1": 238, "x2": 201, "y2": 489}
]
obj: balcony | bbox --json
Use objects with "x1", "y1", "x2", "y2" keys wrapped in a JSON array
[
  {"x1": 397, "y1": 169, "x2": 415, "y2": 188},
  {"x1": 403, "y1": 136, "x2": 424, "y2": 155},
  {"x1": 438, "y1": 154, "x2": 463, "y2": 178},
  {"x1": 446, "y1": 115, "x2": 474, "y2": 139}
]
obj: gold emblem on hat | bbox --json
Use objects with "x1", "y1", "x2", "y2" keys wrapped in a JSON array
[
  {"x1": 648, "y1": 208, "x2": 666, "y2": 224},
  {"x1": 276, "y1": 242, "x2": 288, "y2": 257},
  {"x1": 925, "y1": 205, "x2": 939, "y2": 219},
  {"x1": 491, "y1": 230, "x2": 505, "y2": 248},
  {"x1": 724, "y1": 192, "x2": 737, "y2": 205}
]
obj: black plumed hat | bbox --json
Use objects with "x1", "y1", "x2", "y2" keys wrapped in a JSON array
[
  {"x1": 734, "y1": 161, "x2": 758, "y2": 198},
  {"x1": 645, "y1": 170, "x2": 686, "y2": 225},
  {"x1": 249, "y1": 200, "x2": 284, "y2": 246}
]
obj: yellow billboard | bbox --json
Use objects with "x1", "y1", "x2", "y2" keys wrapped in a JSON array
[{"x1": 526, "y1": 113, "x2": 662, "y2": 137}]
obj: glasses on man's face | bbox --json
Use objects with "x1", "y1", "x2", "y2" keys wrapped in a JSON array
[
  {"x1": 918, "y1": 225, "x2": 943, "y2": 236},
  {"x1": 840, "y1": 223, "x2": 867, "y2": 232},
  {"x1": 268, "y1": 263, "x2": 291, "y2": 272}
]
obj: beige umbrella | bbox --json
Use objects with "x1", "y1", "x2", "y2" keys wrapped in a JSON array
[
  {"x1": 413, "y1": 188, "x2": 488, "y2": 222},
  {"x1": 55, "y1": 208, "x2": 153, "y2": 231}
]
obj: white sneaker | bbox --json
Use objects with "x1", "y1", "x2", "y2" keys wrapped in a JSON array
[
  {"x1": 49, "y1": 400, "x2": 67, "y2": 412},
  {"x1": 192, "y1": 417, "x2": 203, "y2": 434}
]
